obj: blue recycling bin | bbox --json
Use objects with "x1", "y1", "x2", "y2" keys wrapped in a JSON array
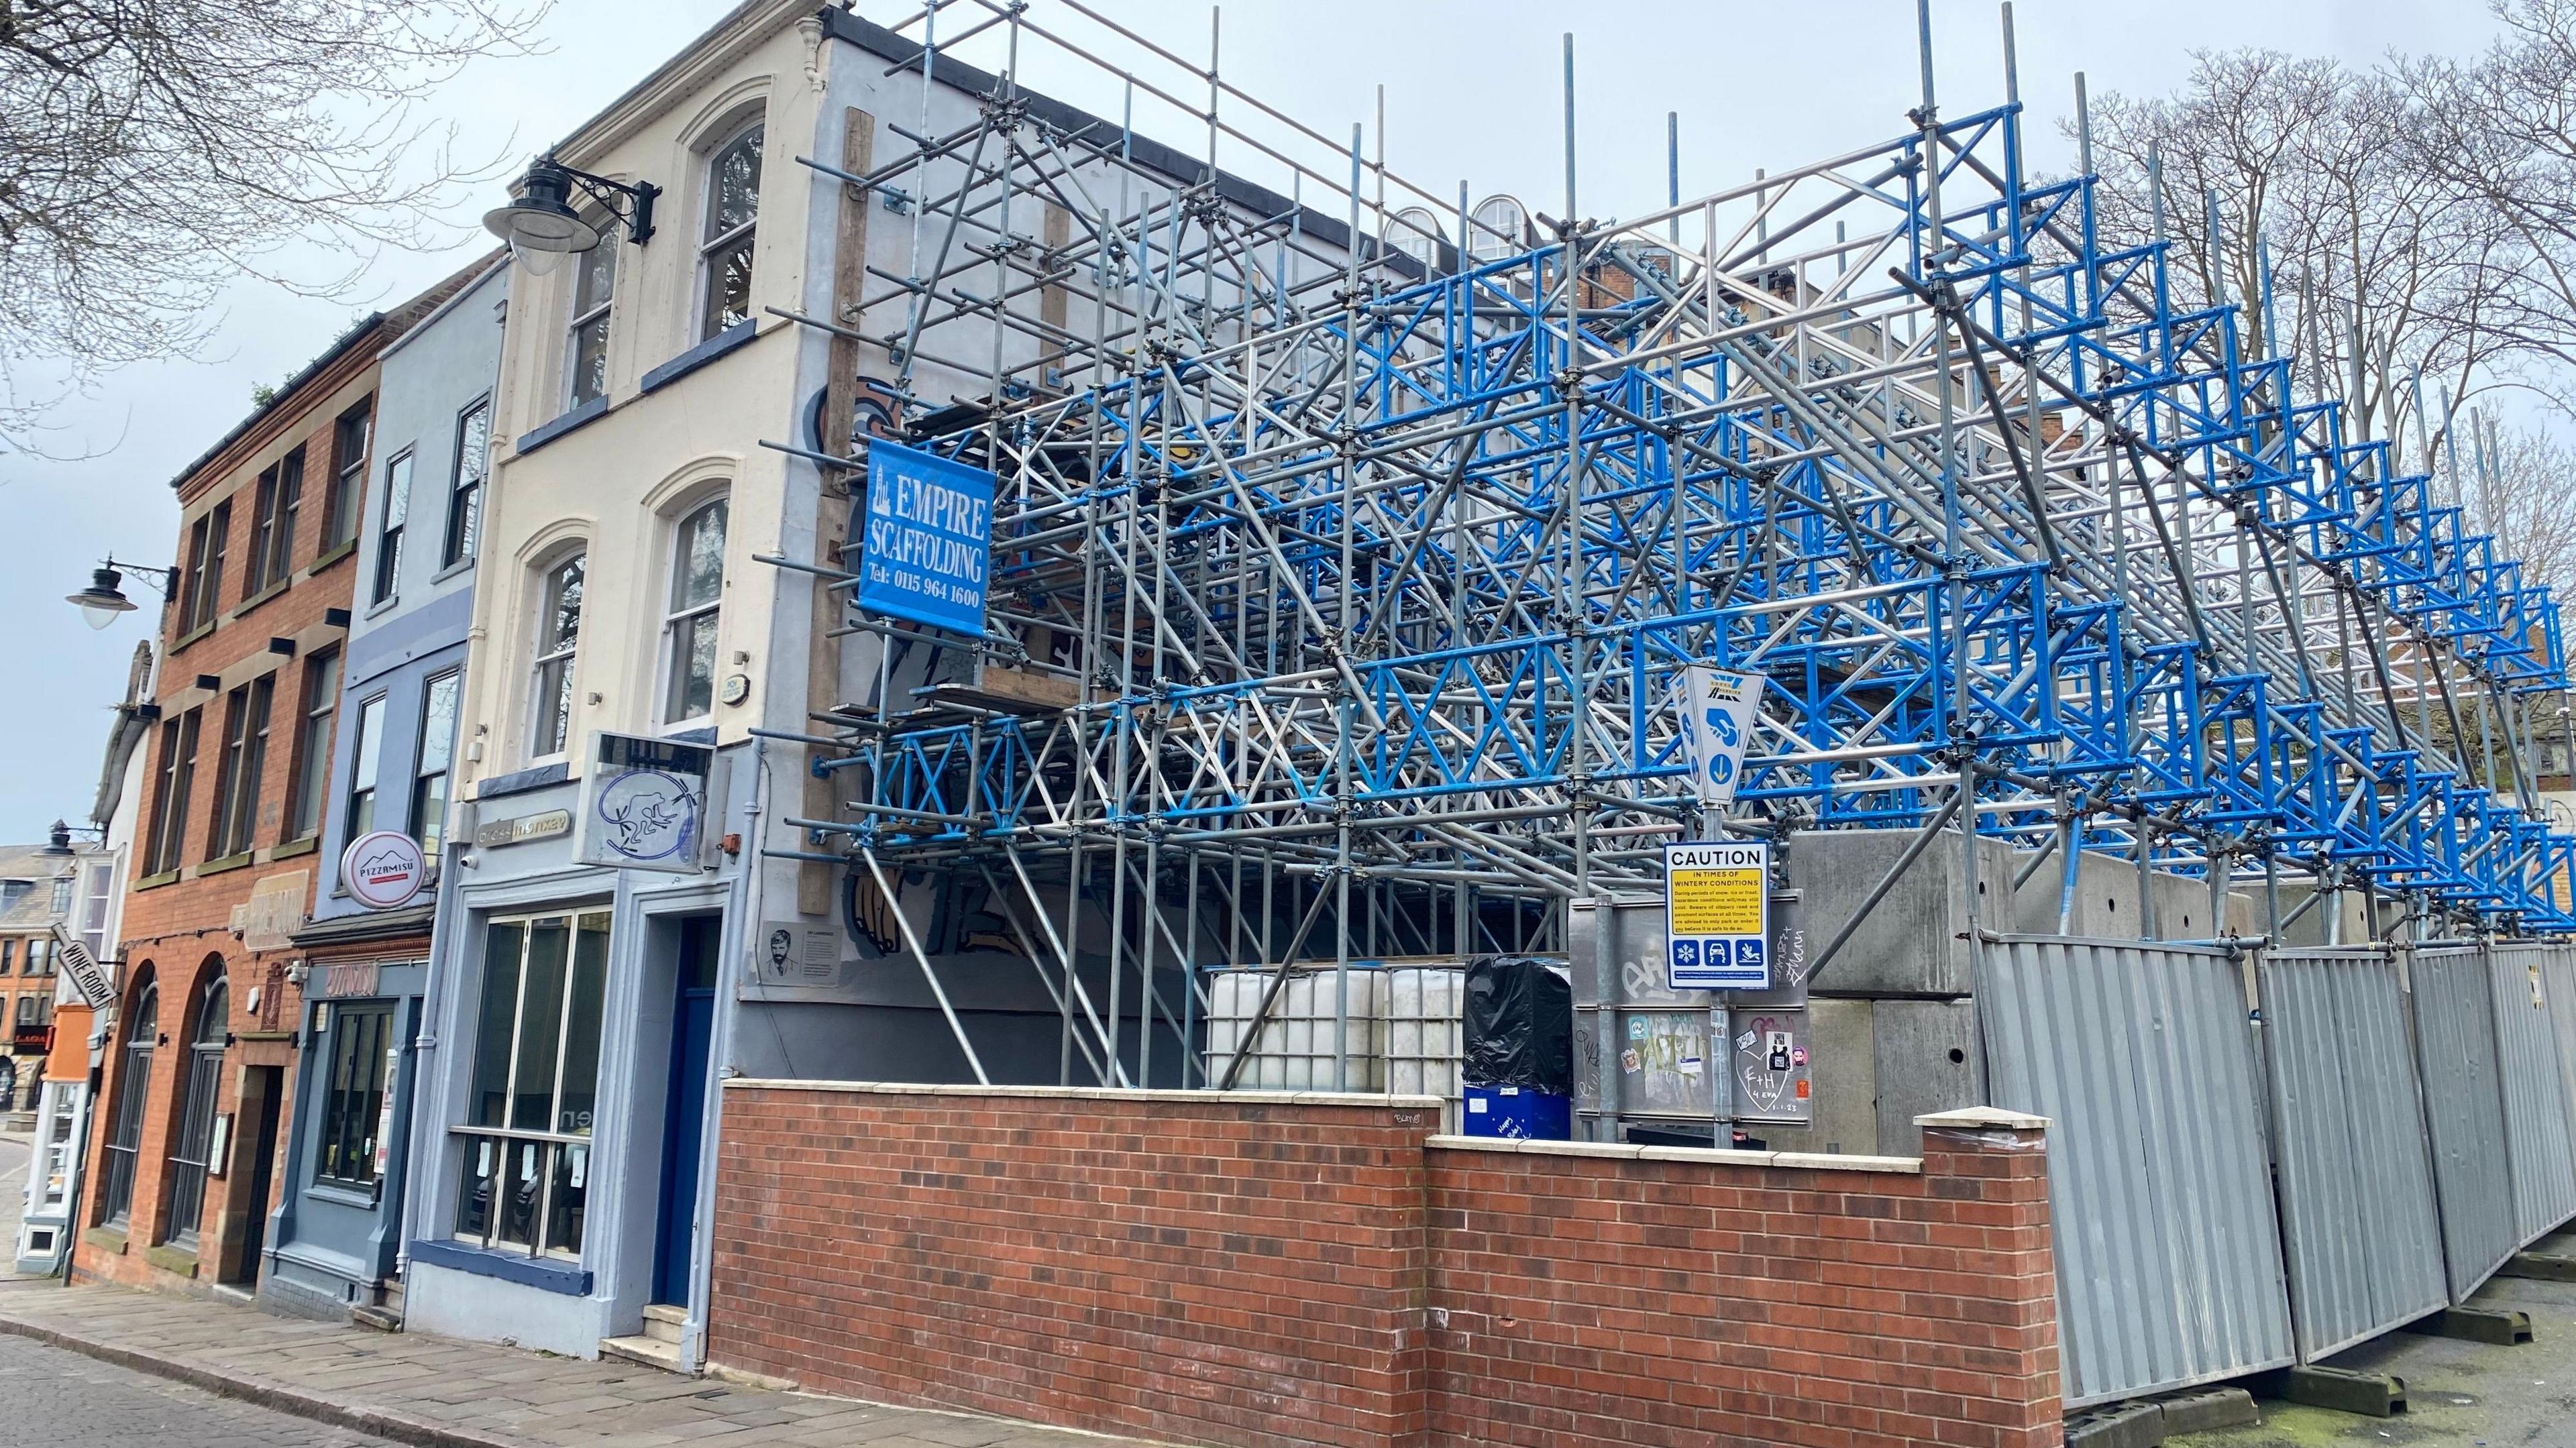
[{"x1": 1462, "y1": 1084, "x2": 1573, "y2": 1140}]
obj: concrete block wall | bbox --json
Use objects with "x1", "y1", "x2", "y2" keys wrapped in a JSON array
[{"x1": 706, "y1": 1083, "x2": 2061, "y2": 1448}]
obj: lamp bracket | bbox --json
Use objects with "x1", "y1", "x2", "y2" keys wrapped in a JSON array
[
  {"x1": 101, "y1": 556, "x2": 178, "y2": 599},
  {"x1": 550, "y1": 158, "x2": 661, "y2": 246}
]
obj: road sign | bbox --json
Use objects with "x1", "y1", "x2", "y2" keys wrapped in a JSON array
[
  {"x1": 857, "y1": 439, "x2": 996, "y2": 636},
  {"x1": 1664, "y1": 840, "x2": 1771, "y2": 989},
  {"x1": 1678, "y1": 665, "x2": 1760, "y2": 806}
]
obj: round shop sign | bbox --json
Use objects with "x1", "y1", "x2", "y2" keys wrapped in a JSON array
[{"x1": 342, "y1": 830, "x2": 429, "y2": 910}]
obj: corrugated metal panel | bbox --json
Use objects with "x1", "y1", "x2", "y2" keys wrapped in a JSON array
[
  {"x1": 2408, "y1": 945, "x2": 2520, "y2": 1300},
  {"x1": 2488, "y1": 942, "x2": 2576, "y2": 1245},
  {"x1": 1980, "y1": 935, "x2": 2294, "y2": 1408},
  {"x1": 2255, "y1": 948, "x2": 2447, "y2": 1361},
  {"x1": 2545, "y1": 945, "x2": 2576, "y2": 1163}
]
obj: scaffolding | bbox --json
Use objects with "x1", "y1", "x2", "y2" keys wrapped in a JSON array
[{"x1": 763, "y1": 0, "x2": 2576, "y2": 1091}]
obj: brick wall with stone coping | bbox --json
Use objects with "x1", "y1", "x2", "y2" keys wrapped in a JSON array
[{"x1": 706, "y1": 1082, "x2": 2058, "y2": 1448}]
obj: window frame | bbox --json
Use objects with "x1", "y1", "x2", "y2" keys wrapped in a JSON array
[
  {"x1": 345, "y1": 695, "x2": 388, "y2": 841},
  {"x1": 77, "y1": 857, "x2": 115, "y2": 958},
  {"x1": 245, "y1": 447, "x2": 304, "y2": 597},
  {"x1": 178, "y1": 502, "x2": 231, "y2": 635},
  {"x1": 372, "y1": 449, "x2": 414, "y2": 606},
  {"x1": 529, "y1": 552, "x2": 586, "y2": 761},
  {"x1": 97, "y1": 974, "x2": 157, "y2": 1228},
  {"x1": 451, "y1": 910, "x2": 610, "y2": 1260},
  {"x1": 564, "y1": 235, "x2": 618, "y2": 409},
  {"x1": 314, "y1": 1003, "x2": 396, "y2": 1195},
  {"x1": 323, "y1": 400, "x2": 374, "y2": 553},
  {"x1": 412, "y1": 669, "x2": 462, "y2": 852},
  {"x1": 288, "y1": 649, "x2": 341, "y2": 842},
  {"x1": 161, "y1": 971, "x2": 229, "y2": 1251},
  {"x1": 208, "y1": 674, "x2": 274, "y2": 859},
  {"x1": 443, "y1": 397, "x2": 491, "y2": 568},
  {"x1": 146, "y1": 708, "x2": 202, "y2": 875},
  {"x1": 695, "y1": 119, "x2": 765, "y2": 342},
  {"x1": 659, "y1": 496, "x2": 728, "y2": 728}
]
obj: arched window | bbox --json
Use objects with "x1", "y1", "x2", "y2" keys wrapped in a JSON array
[
  {"x1": 698, "y1": 121, "x2": 763, "y2": 341},
  {"x1": 96, "y1": 972, "x2": 157, "y2": 1227},
  {"x1": 661, "y1": 496, "x2": 727, "y2": 725},
  {"x1": 1468, "y1": 194, "x2": 1529, "y2": 265},
  {"x1": 162, "y1": 970, "x2": 229, "y2": 1249},
  {"x1": 530, "y1": 551, "x2": 586, "y2": 758},
  {"x1": 1385, "y1": 207, "x2": 1440, "y2": 270}
]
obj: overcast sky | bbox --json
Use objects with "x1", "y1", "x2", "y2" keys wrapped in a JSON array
[{"x1": 0, "y1": 0, "x2": 2512, "y2": 841}]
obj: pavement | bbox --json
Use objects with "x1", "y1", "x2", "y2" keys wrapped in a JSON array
[
  {"x1": 2170, "y1": 1229, "x2": 2576, "y2": 1448},
  {"x1": 0, "y1": 1278, "x2": 1181, "y2": 1448}
]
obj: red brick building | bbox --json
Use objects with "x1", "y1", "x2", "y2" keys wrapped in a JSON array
[{"x1": 78, "y1": 270, "x2": 478, "y2": 1294}]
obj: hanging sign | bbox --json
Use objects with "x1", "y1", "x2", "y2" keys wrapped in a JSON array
[
  {"x1": 342, "y1": 831, "x2": 428, "y2": 911},
  {"x1": 577, "y1": 732, "x2": 711, "y2": 875},
  {"x1": 1678, "y1": 665, "x2": 1762, "y2": 806},
  {"x1": 857, "y1": 439, "x2": 996, "y2": 636},
  {"x1": 1664, "y1": 840, "x2": 1772, "y2": 990},
  {"x1": 50, "y1": 924, "x2": 117, "y2": 1010}
]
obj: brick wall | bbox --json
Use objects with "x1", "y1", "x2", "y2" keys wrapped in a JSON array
[
  {"x1": 1425, "y1": 1116, "x2": 2059, "y2": 1448},
  {"x1": 707, "y1": 1086, "x2": 2058, "y2": 1448},
  {"x1": 709, "y1": 1084, "x2": 1439, "y2": 1448}
]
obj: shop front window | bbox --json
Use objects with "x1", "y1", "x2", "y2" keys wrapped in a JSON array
[
  {"x1": 452, "y1": 911, "x2": 608, "y2": 1259},
  {"x1": 315, "y1": 1003, "x2": 394, "y2": 1192}
]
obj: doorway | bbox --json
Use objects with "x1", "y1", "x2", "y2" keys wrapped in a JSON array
[
  {"x1": 651, "y1": 915, "x2": 721, "y2": 1306},
  {"x1": 229, "y1": 1064, "x2": 283, "y2": 1286}
]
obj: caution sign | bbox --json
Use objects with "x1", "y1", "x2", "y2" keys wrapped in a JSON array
[{"x1": 1665, "y1": 840, "x2": 1771, "y2": 990}]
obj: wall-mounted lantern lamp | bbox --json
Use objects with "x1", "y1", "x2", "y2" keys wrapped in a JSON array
[
  {"x1": 482, "y1": 156, "x2": 661, "y2": 276},
  {"x1": 65, "y1": 559, "x2": 176, "y2": 631}
]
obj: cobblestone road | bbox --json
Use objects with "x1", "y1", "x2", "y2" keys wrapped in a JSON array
[{"x1": 0, "y1": 1333, "x2": 396, "y2": 1446}]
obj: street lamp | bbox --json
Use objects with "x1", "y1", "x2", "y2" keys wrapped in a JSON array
[
  {"x1": 64, "y1": 561, "x2": 172, "y2": 631},
  {"x1": 483, "y1": 156, "x2": 659, "y2": 276}
]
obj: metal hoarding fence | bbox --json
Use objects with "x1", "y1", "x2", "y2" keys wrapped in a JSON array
[
  {"x1": 2546, "y1": 944, "x2": 2576, "y2": 1184},
  {"x1": 2409, "y1": 944, "x2": 2522, "y2": 1301},
  {"x1": 1978, "y1": 935, "x2": 2294, "y2": 1408},
  {"x1": 2487, "y1": 942, "x2": 2576, "y2": 1246},
  {"x1": 2255, "y1": 948, "x2": 2449, "y2": 1361}
]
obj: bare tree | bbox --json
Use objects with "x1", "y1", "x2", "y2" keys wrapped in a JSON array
[
  {"x1": 2076, "y1": 50, "x2": 2516, "y2": 468},
  {"x1": 0, "y1": 0, "x2": 551, "y2": 461},
  {"x1": 2447, "y1": 412, "x2": 2576, "y2": 600},
  {"x1": 2396, "y1": 1, "x2": 2576, "y2": 419}
]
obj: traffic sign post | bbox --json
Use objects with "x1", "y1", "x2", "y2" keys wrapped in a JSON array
[{"x1": 1664, "y1": 840, "x2": 1771, "y2": 990}]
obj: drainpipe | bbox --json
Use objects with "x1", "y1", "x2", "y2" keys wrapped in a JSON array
[{"x1": 682, "y1": 738, "x2": 763, "y2": 1373}]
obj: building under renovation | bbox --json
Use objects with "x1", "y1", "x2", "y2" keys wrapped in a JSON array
[{"x1": 332, "y1": 0, "x2": 2576, "y2": 1440}]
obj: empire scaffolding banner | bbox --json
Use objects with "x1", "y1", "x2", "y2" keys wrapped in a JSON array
[{"x1": 858, "y1": 440, "x2": 996, "y2": 636}]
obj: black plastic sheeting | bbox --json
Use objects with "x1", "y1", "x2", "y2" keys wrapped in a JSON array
[{"x1": 1464, "y1": 955, "x2": 1574, "y2": 1093}]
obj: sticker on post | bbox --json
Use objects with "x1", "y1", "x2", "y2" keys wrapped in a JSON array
[{"x1": 1664, "y1": 840, "x2": 1771, "y2": 989}]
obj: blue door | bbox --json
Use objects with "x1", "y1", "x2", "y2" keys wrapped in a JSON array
[{"x1": 651, "y1": 916, "x2": 721, "y2": 1305}]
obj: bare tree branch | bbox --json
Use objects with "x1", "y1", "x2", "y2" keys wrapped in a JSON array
[{"x1": 0, "y1": 0, "x2": 552, "y2": 464}]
